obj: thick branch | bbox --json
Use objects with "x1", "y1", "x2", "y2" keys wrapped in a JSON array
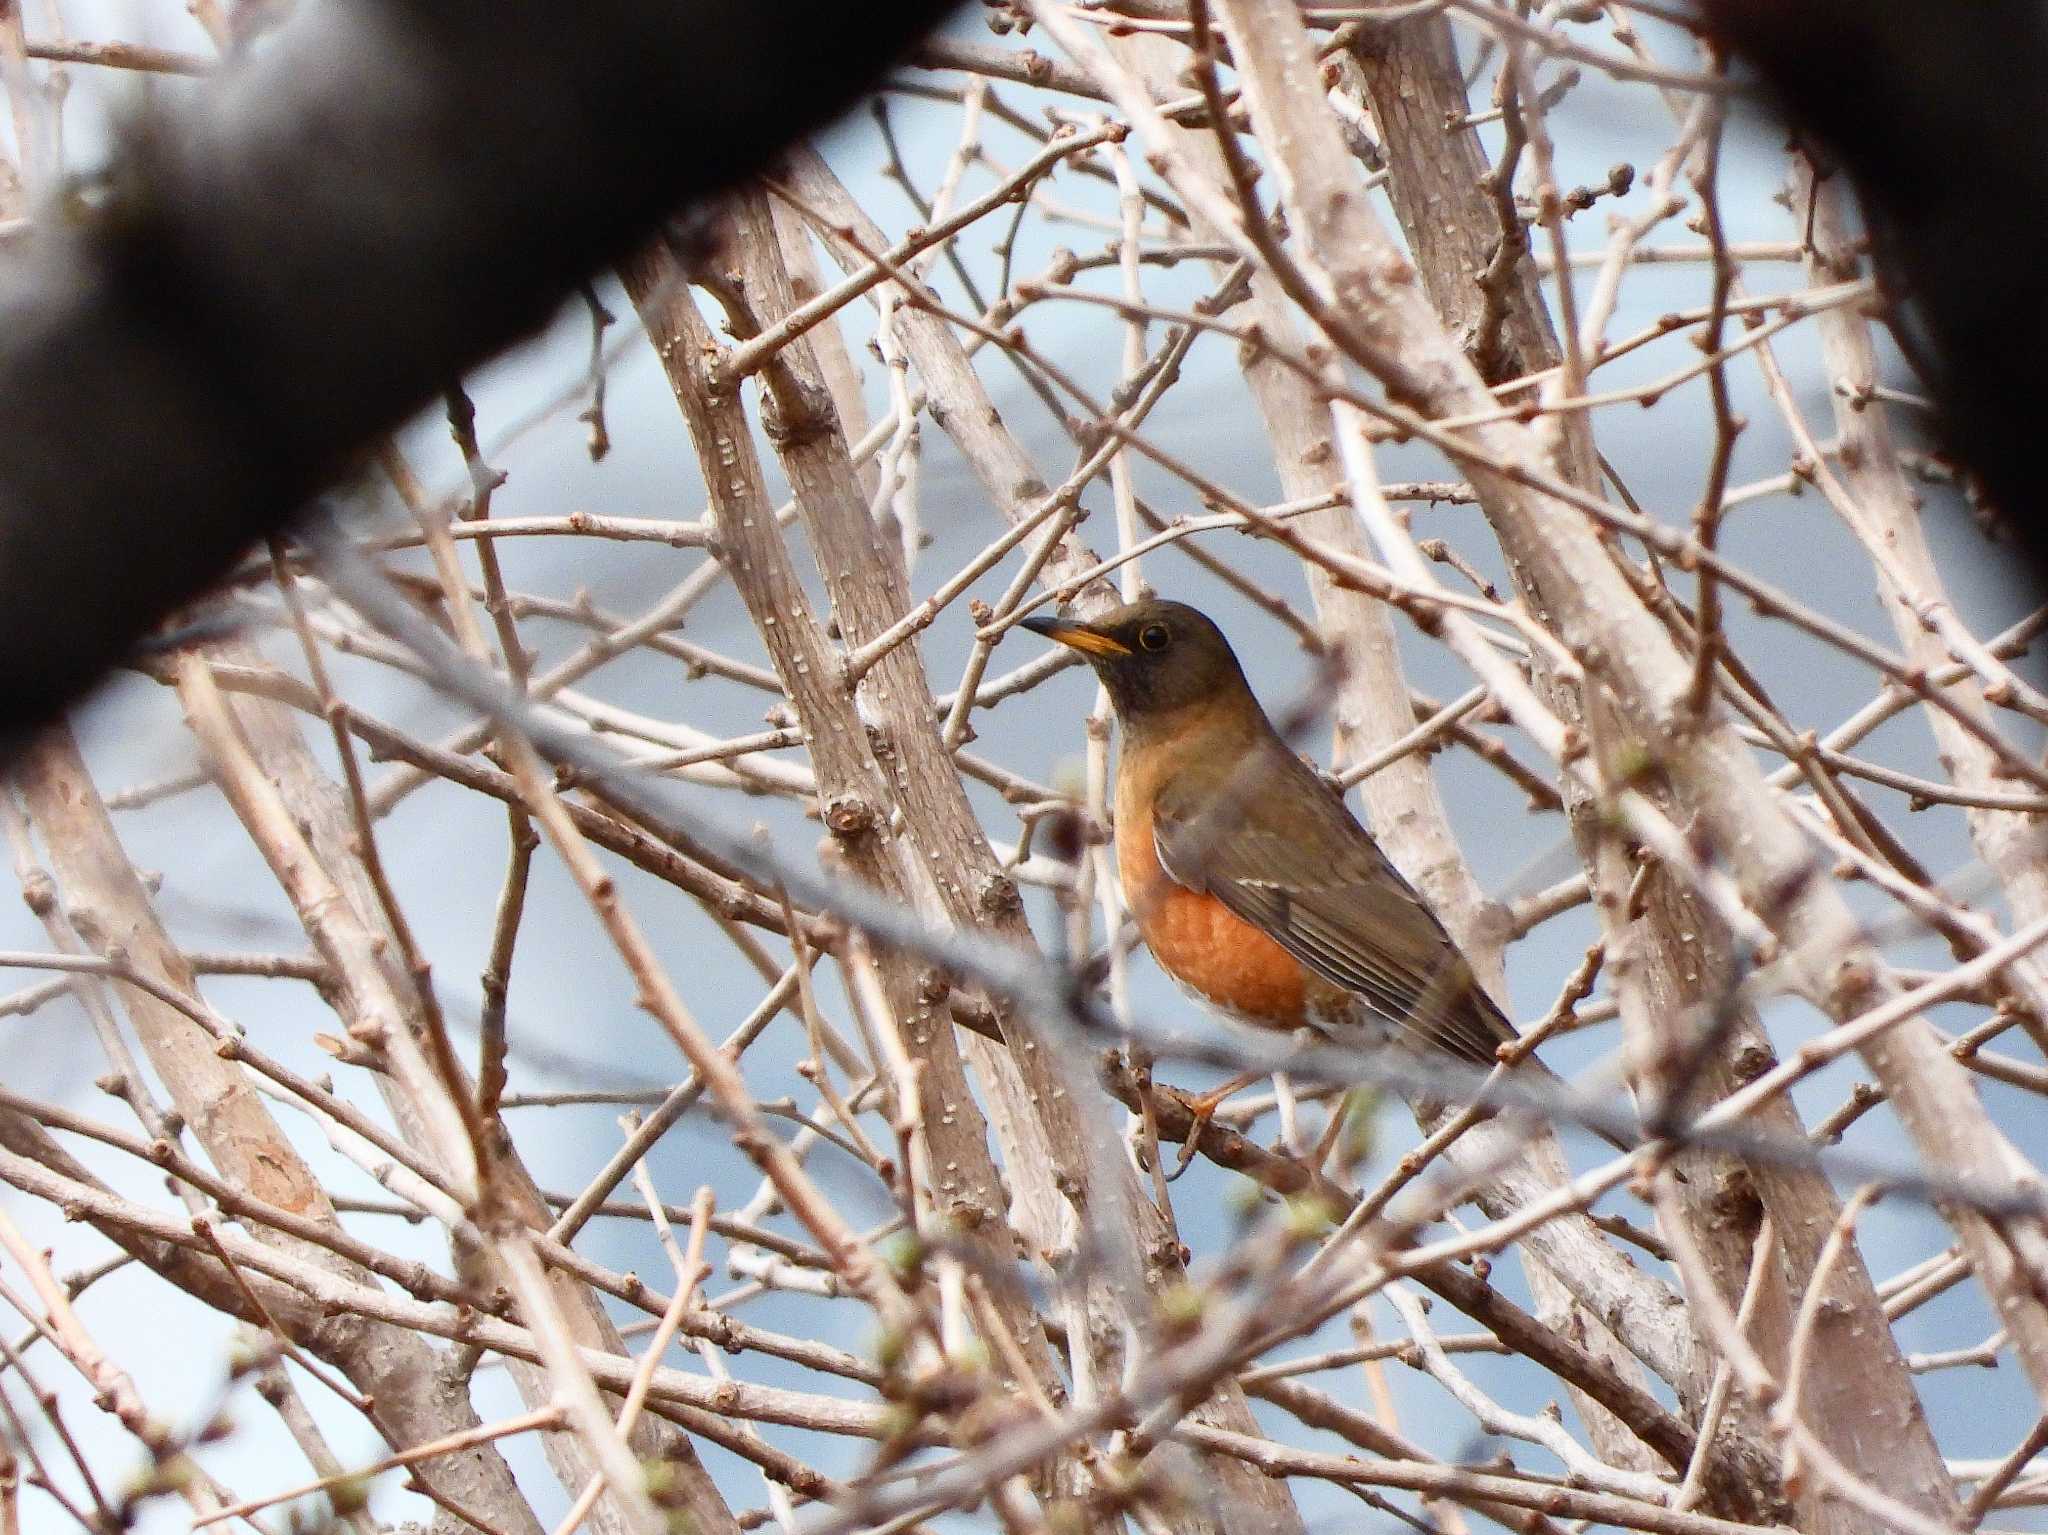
[{"x1": 0, "y1": 0, "x2": 957, "y2": 749}]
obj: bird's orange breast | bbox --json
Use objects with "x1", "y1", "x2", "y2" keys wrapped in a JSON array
[{"x1": 1116, "y1": 790, "x2": 1310, "y2": 1030}]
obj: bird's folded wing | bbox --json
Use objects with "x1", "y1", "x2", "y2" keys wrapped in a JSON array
[{"x1": 1150, "y1": 767, "x2": 1513, "y2": 1069}]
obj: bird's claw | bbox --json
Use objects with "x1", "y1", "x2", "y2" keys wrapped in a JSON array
[{"x1": 1167, "y1": 1072, "x2": 1260, "y2": 1180}]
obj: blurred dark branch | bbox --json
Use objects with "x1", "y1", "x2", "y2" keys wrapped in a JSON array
[
  {"x1": 0, "y1": 0, "x2": 957, "y2": 749},
  {"x1": 1696, "y1": 0, "x2": 2048, "y2": 567}
]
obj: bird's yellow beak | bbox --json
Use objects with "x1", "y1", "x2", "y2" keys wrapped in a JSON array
[{"x1": 1020, "y1": 614, "x2": 1132, "y2": 657}]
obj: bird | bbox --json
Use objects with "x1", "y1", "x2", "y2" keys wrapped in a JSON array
[{"x1": 1021, "y1": 596, "x2": 1618, "y2": 1152}]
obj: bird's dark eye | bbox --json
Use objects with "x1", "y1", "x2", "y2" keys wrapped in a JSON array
[{"x1": 1138, "y1": 622, "x2": 1171, "y2": 653}]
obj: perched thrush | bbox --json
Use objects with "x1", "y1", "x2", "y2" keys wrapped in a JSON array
[{"x1": 1023, "y1": 597, "x2": 1612, "y2": 1144}]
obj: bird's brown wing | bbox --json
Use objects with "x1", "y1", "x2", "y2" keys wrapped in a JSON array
[{"x1": 1150, "y1": 758, "x2": 1515, "y2": 1069}]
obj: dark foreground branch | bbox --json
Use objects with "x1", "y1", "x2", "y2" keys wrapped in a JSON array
[
  {"x1": 1697, "y1": 0, "x2": 2048, "y2": 571},
  {"x1": 0, "y1": 0, "x2": 956, "y2": 749}
]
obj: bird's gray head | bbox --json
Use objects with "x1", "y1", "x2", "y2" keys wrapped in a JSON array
[{"x1": 1021, "y1": 598, "x2": 1253, "y2": 725}]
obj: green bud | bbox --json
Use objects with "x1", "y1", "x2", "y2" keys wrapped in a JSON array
[
  {"x1": 328, "y1": 1473, "x2": 372, "y2": 1516},
  {"x1": 881, "y1": 1231, "x2": 926, "y2": 1282},
  {"x1": 1156, "y1": 1281, "x2": 1205, "y2": 1333},
  {"x1": 1284, "y1": 1193, "x2": 1338, "y2": 1239}
]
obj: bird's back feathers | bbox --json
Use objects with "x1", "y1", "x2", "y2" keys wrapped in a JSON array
[{"x1": 1146, "y1": 739, "x2": 1517, "y2": 1069}]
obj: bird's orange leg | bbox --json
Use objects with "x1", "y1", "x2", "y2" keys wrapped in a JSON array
[{"x1": 1168, "y1": 1070, "x2": 1265, "y2": 1178}]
